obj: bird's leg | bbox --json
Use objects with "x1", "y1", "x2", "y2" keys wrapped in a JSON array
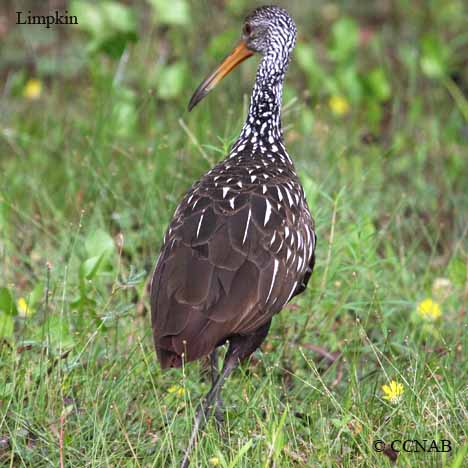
[
  {"x1": 209, "y1": 349, "x2": 225, "y2": 426},
  {"x1": 180, "y1": 347, "x2": 240, "y2": 468},
  {"x1": 210, "y1": 349, "x2": 219, "y2": 386}
]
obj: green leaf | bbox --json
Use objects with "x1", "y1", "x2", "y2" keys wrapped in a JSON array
[
  {"x1": 101, "y1": 1, "x2": 136, "y2": 33},
  {"x1": 148, "y1": 0, "x2": 190, "y2": 26},
  {"x1": 111, "y1": 86, "x2": 137, "y2": 137},
  {"x1": 295, "y1": 43, "x2": 326, "y2": 92},
  {"x1": 0, "y1": 313, "x2": 14, "y2": 338},
  {"x1": 71, "y1": 1, "x2": 136, "y2": 35},
  {"x1": 365, "y1": 67, "x2": 391, "y2": 101},
  {"x1": 448, "y1": 256, "x2": 467, "y2": 287},
  {"x1": 339, "y1": 66, "x2": 363, "y2": 103},
  {"x1": 295, "y1": 43, "x2": 318, "y2": 75},
  {"x1": 157, "y1": 62, "x2": 188, "y2": 100},
  {"x1": 70, "y1": 0, "x2": 105, "y2": 36},
  {"x1": 420, "y1": 35, "x2": 451, "y2": 79},
  {"x1": 228, "y1": 438, "x2": 254, "y2": 468},
  {"x1": 42, "y1": 315, "x2": 74, "y2": 349},
  {"x1": 446, "y1": 444, "x2": 468, "y2": 468},
  {"x1": 85, "y1": 229, "x2": 115, "y2": 260},
  {"x1": 29, "y1": 283, "x2": 44, "y2": 306},
  {"x1": 208, "y1": 29, "x2": 239, "y2": 61},
  {"x1": 80, "y1": 254, "x2": 106, "y2": 281},
  {"x1": 70, "y1": 1, "x2": 137, "y2": 57},
  {"x1": 329, "y1": 17, "x2": 359, "y2": 62},
  {"x1": 0, "y1": 287, "x2": 17, "y2": 316}
]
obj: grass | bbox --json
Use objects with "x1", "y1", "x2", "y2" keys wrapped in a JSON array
[{"x1": 1, "y1": 0, "x2": 468, "y2": 466}]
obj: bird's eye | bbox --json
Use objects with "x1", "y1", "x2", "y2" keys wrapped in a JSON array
[{"x1": 243, "y1": 23, "x2": 252, "y2": 36}]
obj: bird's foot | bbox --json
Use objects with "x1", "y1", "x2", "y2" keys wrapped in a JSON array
[{"x1": 213, "y1": 397, "x2": 225, "y2": 429}]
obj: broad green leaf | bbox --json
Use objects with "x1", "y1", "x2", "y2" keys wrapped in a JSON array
[
  {"x1": 338, "y1": 66, "x2": 362, "y2": 103},
  {"x1": 228, "y1": 438, "x2": 254, "y2": 468},
  {"x1": 447, "y1": 444, "x2": 468, "y2": 468},
  {"x1": 365, "y1": 67, "x2": 391, "y2": 101},
  {"x1": 71, "y1": 1, "x2": 136, "y2": 35},
  {"x1": 0, "y1": 313, "x2": 14, "y2": 338},
  {"x1": 101, "y1": 1, "x2": 136, "y2": 33},
  {"x1": 295, "y1": 43, "x2": 318, "y2": 75},
  {"x1": 0, "y1": 287, "x2": 17, "y2": 316},
  {"x1": 70, "y1": 1, "x2": 137, "y2": 57},
  {"x1": 42, "y1": 315, "x2": 74, "y2": 349},
  {"x1": 70, "y1": 0, "x2": 105, "y2": 36},
  {"x1": 208, "y1": 29, "x2": 239, "y2": 61},
  {"x1": 85, "y1": 229, "x2": 115, "y2": 260},
  {"x1": 295, "y1": 42, "x2": 326, "y2": 91},
  {"x1": 112, "y1": 87, "x2": 137, "y2": 137},
  {"x1": 329, "y1": 17, "x2": 359, "y2": 62},
  {"x1": 420, "y1": 35, "x2": 451, "y2": 79},
  {"x1": 448, "y1": 256, "x2": 467, "y2": 287},
  {"x1": 80, "y1": 254, "x2": 105, "y2": 281},
  {"x1": 157, "y1": 62, "x2": 188, "y2": 100},
  {"x1": 148, "y1": 0, "x2": 190, "y2": 26}
]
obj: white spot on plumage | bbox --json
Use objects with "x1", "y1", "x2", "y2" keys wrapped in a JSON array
[
  {"x1": 266, "y1": 258, "x2": 279, "y2": 302},
  {"x1": 286, "y1": 281, "x2": 298, "y2": 303},
  {"x1": 276, "y1": 186, "x2": 283, "y2": 201},
  {"x1": 262, "y1": 185, "x2": 267, "y2": 194},
  {"x1": 223, "y1": 187, "x2": 230, "y2": 198},
  {"x1": 242, "y1": 209, "x2": 251, "y2": 245},
  {"x1": 275, "y1": 239, "x2": 283, "y2": 253},
  {"x1": 229, "y1": 198, "x2": 235, "y2": 209},
  {"x1": 270, "y1": 231, "x2": 276, "y2": 246},
  {"x1": 251, "y1": 175, "x2": 257, "y2": 183},
  {"x1": 264, "y1": 199, "x2": 272, "y2": 226},
  {"x1": 285, "y1": 188, "x2": 294, "y2": 207},
  {"x1": 196, "y1": 212, "x2": 204, "y2": 238}
]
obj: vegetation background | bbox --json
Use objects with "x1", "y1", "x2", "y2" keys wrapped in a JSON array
[{"x1": 1, "y1": 0, "x2": 468, "y2": 466}]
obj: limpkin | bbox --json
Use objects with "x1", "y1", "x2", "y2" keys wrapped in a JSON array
[{"x1": 150, "y1": 5, "x2": 316, "y2": 465}]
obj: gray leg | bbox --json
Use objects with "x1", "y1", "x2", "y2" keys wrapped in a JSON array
[
  {"x1": 180, "y1": 348, "x2": 240, "y2": 468},
  {"x1": 209, "y1": 349, "x2": 225, "y2": 426},
  {"x1": 210, "y1": 349, "x2": 219, "y2": 386}
]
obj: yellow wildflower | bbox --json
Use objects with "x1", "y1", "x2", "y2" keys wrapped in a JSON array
[
  {"x1": 17, "y1": 297, "x2": 34, "y2": 317},
  {"x1": 382, "y1": 380, "x2": 404, "y2": 404},
  {"x1": 209, "y1": 457, "x2": 220, "y2": 466},
  {"x1": 417, "y1": 298, "x2": 441, "y2": 321},
  {"x1": 167, "y1": 384, "x2": 185, "y2": 397},
  {"x1": 328, "y1": 95, "x2": 350, "y2": 116},
  {"x1": 23, "y1": 79, "x2": 42, "y2": 100}
]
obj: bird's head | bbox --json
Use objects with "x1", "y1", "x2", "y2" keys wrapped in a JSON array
[{"x1": 188, "y1": 5, "x2": 297, "y2": 111}]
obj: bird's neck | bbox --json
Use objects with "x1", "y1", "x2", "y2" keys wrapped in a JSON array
[{"x1": 238, "y1": 51, "x2": 289, "y2": 144}]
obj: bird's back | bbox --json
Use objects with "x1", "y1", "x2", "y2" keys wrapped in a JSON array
[{"x1": 151, "y1": 139, "x2": 316, "y2": 368}]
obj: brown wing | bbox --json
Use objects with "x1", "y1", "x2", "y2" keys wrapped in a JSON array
[{"x1": 150, "y1": 158, "x2": 316, "y2": 368}]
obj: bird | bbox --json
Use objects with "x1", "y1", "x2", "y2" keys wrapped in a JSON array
[{"x1": 150, "y1": 5, "x2": 317, "y2": 466}]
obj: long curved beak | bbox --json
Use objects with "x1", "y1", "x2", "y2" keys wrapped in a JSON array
[{"x1": 188, "y1": 40, "x2": 254, "y2": 112}]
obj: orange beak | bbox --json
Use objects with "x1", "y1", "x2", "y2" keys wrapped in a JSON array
[{"x1": 188, "y1": 40, "x2": 254, "y2": 111}]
